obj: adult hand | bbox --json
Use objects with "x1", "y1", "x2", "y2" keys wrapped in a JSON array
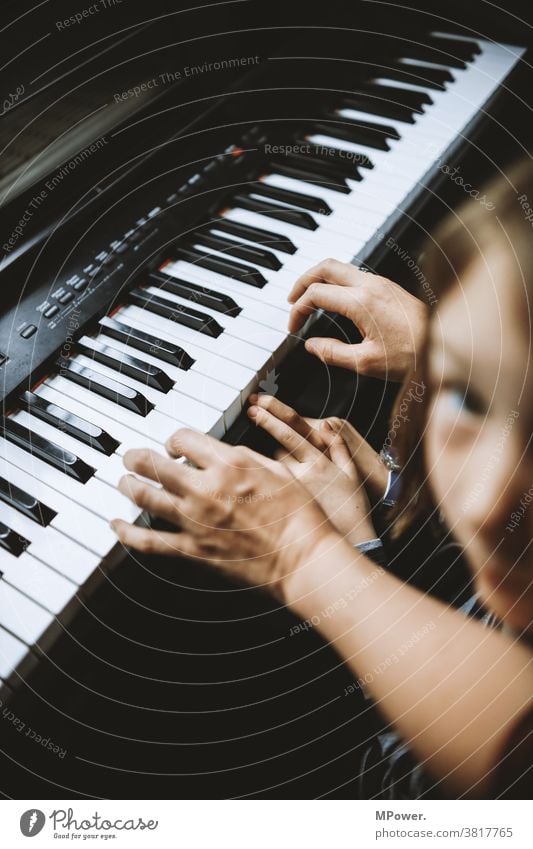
[
  {"x1": 247, "y1": 394, "x2": 377, "y2": 545},
  {"x1": 111, "y1": 429, "x2": 338, "y2": 602},
  {"x1": 288, "y1": 258, "x2": 427, "y2": 381}
]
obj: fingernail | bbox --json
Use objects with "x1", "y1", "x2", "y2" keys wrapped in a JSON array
[
  {"x1": 110, "y1": 520, "x2": 118, "y2": 533},
  {"x1": 248, "y1": 393, "x2": 258, "y2": 404},
  {"x1": 247, "y1": 405, "x2": 258, "y2": 418}
]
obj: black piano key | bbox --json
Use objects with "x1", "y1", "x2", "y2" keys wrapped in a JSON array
[
  {"x1": 150, "y1": 272, "x2": 242, "y2": 316},
  {"x1": 0, "y1": 476, "x2": 56, "y2": 526},
  {"x1": 191, "y1": 232, "x2": 282, "y2": 269},
  {"x1": 268, "y1": 159, "x2": 352, "y2": 193},
  {"x1": 2, "y1": 417, "x2": 95, "y2": 483},
  {"x1": 129, "y1": 288, "x2": 224, "y2": 337},
  {"x1": 252, "y1": 181, "x2": 332, "y2": 215},
  {"x1": 233, "y1": 194, "x2": 318, "y2": 230},
  {"x1": 77, "y1": 338, "x2": 173, "y2": 393},
  {"x1": 210, "y1": 218, "x2": 297, "y2": 254},
  {"x1": 397, "y1": 43, "x2": 467, "y2": 70},
  {"x1": 19, "y1": 390, "x2": 120, "y2": 455},
  {"x1": 313, "y1": 120, "x2": 391, "y2": 151},
  {"x1": 276, "y1": 151, "x2": 361, "y2": 183},
  {"x1": 174, "y1": 245, "x2": 267, "y2": 288},
  {"x1": 427, "y1": 34, "x2": 480, "y2": 61},
  {"x1": 296, "y1": 136, "x2": 374, "y2": 170},
  {"x1": 339, "y1": 91, "x2": 419, "y2": 124},
  {"x1": 58, "y1": 358, "x2": 154, "y2": 417},
  {"x1": 346, "y1": 82, "x2": 433, "y2": 111},
  {"x1": 98, "y1": 316, "x2": 195, "y2": 370},
  {"x1": 328, "y1": 111, "x2": 401, "y2": 141},
  {"x1": 354, "y1": 83, "x2": 433, "y2": 107},
  {"x1": 368, "y1": 60, "x2": 454, "y2": 89},
  {"x1": 0, "y1": 522, "x2": 30, "y2": 558}
]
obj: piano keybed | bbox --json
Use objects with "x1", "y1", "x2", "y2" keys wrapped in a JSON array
[{"x1": 0, "y1": 32, "x2": 525, "y2": 696}]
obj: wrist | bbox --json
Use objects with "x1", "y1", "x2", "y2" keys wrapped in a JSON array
[{"x1": 282, "y1": 528, "x2": 357, "y2": 615}]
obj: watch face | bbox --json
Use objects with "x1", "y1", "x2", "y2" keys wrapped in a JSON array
[{"x1": 380, "y1": 449, "x2": 400, "y2": 471}]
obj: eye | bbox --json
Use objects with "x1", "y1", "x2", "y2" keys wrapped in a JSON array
[{"x1": 442, "y1": 383, "x2": 486, "y2": 417}]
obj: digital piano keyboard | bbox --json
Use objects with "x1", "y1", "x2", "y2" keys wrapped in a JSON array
[{"x1": 0, "y1": 23, "x2": 526, "y2": 703}]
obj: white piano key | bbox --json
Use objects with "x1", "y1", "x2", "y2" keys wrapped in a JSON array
[
  {"x1": 0, "y1": 625, "x2": 27, "y2": 680},
  {"x1": 245, "y1": 191, "x2": 383, "y2": 240},
  {"x1": 118, "y1": 303, "x2": 279, "y2": 376},
  {"x1": 262, "y1": 172, "x2": 407, "y2": 223},
  {"x1": 158, "y1": 260, "x2": 290, "y2": 331},
  {"x1": 186, "y1": 242, "x2": 303, "y2": 294},
  {"x1": 143, "y1": 284, "x2": 287, "y2": 352},
  {"x1": 0, "y1": 579, "x2": 53, "y2": 646},
  {"x1": 71, "y1": 353, "x2": 226, "y2": 438},
  {"x1": 0, "y1": 497, "x2": 97, "y2": 585},
  {"x1": 0, "y1": 456, "x2": 116, "y2": 559},
  {"x1": 45, "y1": 373, "x2": 179, "y2": 446},
  {"x1": 34, "y1": 382, "x2": 163, "y2": 454},
  {"x1": 109, "y1": 310, "x2": 257, "y2": 403},
  {"x1": 95, "y1": 334, "x2": 243, "y2": 429},
  {"x1": 0, "y1": 547, "x2": 76, "y2": 615},
  {"x1": 0, "y1": 435, "x2": 139, "y2": 524},
  {"x1": 222, "y1": 208, "x2": 359, "y2": 262},
  {"x1": 11, "y1": 409, "x2": 128, "y2": 491}
]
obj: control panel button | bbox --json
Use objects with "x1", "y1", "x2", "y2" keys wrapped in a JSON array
[
  {"x1": 43, "y1": 305, "x2": 60, "y2": 318},
  {"x1": 72, "y1": 279, "x2": 89, "y2": 291},
  {"x1": 20, "y1": 324, "x2": 37, "y2": 339},
  {"x1": 58, "y1": 292, "x2": 74, "y2": 304}
]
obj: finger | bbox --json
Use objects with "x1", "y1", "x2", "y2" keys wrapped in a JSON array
[
  {"x1": 122, "y1": 448, "x2": 201, "y2": 495},
  {"x1": 288, "y1": 284, "x2": 357, "y2": 334},
  {"x1": 165, "y1": 427, "x2": 231, "y2": 467},
  {"x1": 321, "y1": 427, "x2": 358, "y2": 479},
  {"x1": 325, "y1": 418, "x2": 366, "y2": 457},
  {"x1": 247, "y1": 394, "x2": 325, "y2": 450},
  {"x1": 287, "y1": 258, "x2": 364, "y2": 304},
  {"x1": 248, "y1": 405, "x2": 321, "y2": 462},
  {"x1": 111, "y1": 519, "x2": 200, "y2": 558},
  {"x1": 118, "y1": 475, "x2": 182, "y2": 525},
  {"x1": 304, "y1": 337, "x2": 380, "y2": 374}
]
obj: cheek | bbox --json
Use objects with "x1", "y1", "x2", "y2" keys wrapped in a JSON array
[{"x1": 424, "y1": 401, "x2": 473, "y2": 526}]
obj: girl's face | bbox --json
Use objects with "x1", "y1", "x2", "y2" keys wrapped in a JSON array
[{"x1": 425, "y1": 249, "x2": 533, "y2": 632}]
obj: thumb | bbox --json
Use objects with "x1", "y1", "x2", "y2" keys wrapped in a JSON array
[{"x1": 304, "y1": 337, "x2": 375, "y2": 374}]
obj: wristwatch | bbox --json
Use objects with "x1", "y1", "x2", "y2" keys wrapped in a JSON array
[{"x1": 379, "y1": 447, "x2": 401, "y2": 471}]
